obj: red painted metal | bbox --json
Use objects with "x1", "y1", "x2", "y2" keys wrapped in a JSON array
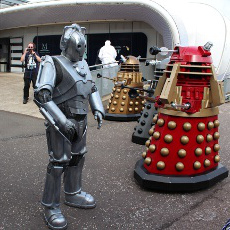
[
  {"x1": 144, "y1": 113, "x2": 219, "y2": 176},
  {"x1": 143, "y1": 45, "x2": 220, "y2": 176}
]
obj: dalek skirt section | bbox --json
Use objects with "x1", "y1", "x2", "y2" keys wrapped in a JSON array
[
  {"x1": 105, "y1": 83, "x2": 145, "y2": 121},
  {"x1": 134, "y1": 110, "x2": 228, "y2": 192},
  {"x1": 144, "y1": 113, "x2": 220, "y2": 175},
  {"x1": 132, "y1": 102, "x2": 158, "y2": 145}
]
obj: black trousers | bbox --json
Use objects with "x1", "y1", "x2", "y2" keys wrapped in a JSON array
[{"x1": 23, "y1": 71, "x2": 37, "y2": 99}]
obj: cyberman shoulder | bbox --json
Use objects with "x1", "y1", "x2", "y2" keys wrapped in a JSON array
[{"x1": 35, "y1": 55, "x2": 56, "y2": 93}]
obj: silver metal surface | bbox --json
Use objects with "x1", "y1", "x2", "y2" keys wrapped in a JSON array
[
  {"x1": 42, "y1": 165, "x2": 63, "y2": 208},
  {"x1": 43, "y1": 101, "x2": 68, "y2": 132},
  {"x1": 60, "y1": 24, "x2": 86, "y2": 62},
  {"x1": 203, "y1": 41, "x2": 213, "y2": 51},
  {"x1": 35, "y1": 55, "x2": 56, "y2": 94},
  {"x1": 89, "y1": 90, "x2": 105, "y2": 117},
  {"x1": 64, "y1": 156, "x2": 85, "y2": 195},
  {"x1": 171, "y1": 102, "x2": 190, "y2": 110},
  {"x1": 34, "y1": 24, "x2": 102, "y2": 229},
  {"x1": 65, "y1": 191, "x2": 96, "y2": 209},
  {"x1": 44, "y1": 207, "x2": 67, "y2": 230}
]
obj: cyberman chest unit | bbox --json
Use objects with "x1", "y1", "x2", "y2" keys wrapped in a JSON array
[
  {"x1": 52, "y1": 56, "x2": 94, "y2": 115},
  {"x1": 134, "y1": 44, "x2": 228, "y2": 192},
  {"x1": 105, "y1": 56, "x2": 145, "y2": 121}
]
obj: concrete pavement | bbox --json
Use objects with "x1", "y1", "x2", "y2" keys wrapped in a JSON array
[
  {"x1": 0, "y1": 73, "x2": 230, "y2": 229},
  {"x1": 0, "y1": 72, "x2": 43, "y2": 119}
]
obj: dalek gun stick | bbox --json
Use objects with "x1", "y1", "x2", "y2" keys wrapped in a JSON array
[
  {"x1": 121, "y1": 84, "x2": 154, "y2": 94},
  {"x1": 93, "y1": 61, "x2": 120, "y2": 81},
  {"x1": 121, "y1": 84, "x2": 155, "y2": 100},
  {"x1": 89, "y1": 61, "x2": 119, "y2": 69},
  {"x1": 149, "y1": 46, "x2": 178, "y2": 56},
  {"x1": 96, "y1": 73, "x2": 115, "y2": 81},
  {"x1": 171, "y1": 102, "x2": 191, "y2": 110}
]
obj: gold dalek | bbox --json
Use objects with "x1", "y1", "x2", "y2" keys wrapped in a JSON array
[{"x1": 105, "y1": 56, "x2": 145, "y2": 121}]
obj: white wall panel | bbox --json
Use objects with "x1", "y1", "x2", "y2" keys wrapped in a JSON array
[
  {"x1": 11, "y1": 67, "x2": 23, "y2": 73},
  {"x1": 11, "y1": 46, "x2": 22, "y2": 51},
  {"x1": 11, "y1": 60, "x2": 22, "y2": 65},
  {"x1": 10, "y1": 38, "x2": 22, "y2": 43},
  {"x1": 11, "y1": 53, "x2": 23, "y2": 58}
]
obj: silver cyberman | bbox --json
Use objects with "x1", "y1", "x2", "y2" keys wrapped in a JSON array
[{"x1": 34, "y1": 24, "x2": 105, "y2": 230}]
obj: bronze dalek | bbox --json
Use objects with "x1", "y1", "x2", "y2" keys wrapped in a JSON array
[{"x1": 105, "y1": 56, "x2": 145, "y2": 121}]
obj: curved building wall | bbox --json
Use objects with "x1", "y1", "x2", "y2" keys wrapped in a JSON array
[
  {"x1": 0, "y1": 0, "x2": 229, "y2": 78},
  {"x1": 159, "y1": 1, "x2": 230, "y2": 78}
]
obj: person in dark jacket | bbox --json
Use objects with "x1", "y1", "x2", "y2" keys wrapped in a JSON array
[{"x1": 20, "y1": 42, "x2": 41, "y2": 104}]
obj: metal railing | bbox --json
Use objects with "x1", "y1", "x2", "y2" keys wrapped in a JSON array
[{"x1": 90, "y1": 63, "x2": 156, "y2": 98}]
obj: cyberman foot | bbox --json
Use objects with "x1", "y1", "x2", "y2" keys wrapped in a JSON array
[
  {"x1": 44, "y1": 207, "x2": 67, "y2": 230},
  {"x1": 65, "y1": 191, "x2": 96, "y2": 209}
]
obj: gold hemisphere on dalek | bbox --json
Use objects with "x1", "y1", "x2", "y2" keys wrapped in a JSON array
[
  {"x1": 157, "y1": 118, "x2": 165, "y2": 127},
  {"x1": 168, "y1": 121, "x2": 177, "y2": 130},
  {"x1": 183, "y1": 122, "x2": 191, "y2": 131}
]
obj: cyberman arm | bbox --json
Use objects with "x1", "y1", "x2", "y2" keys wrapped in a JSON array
[
  {"x1": 34, "y1": 55, "x2": 75, "y2": 141},
  {"x1": 89, "y1": 86, "x2": 105, "y2": 129}
]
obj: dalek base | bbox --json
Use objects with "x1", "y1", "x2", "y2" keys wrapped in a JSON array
[
  {"x1": 104, "y1": 112, "x2": 141, "y2": 121},
  {"x1": 134, "y1": 159, "x2": 228, "y2": 192},
  {"x1": 132, "y1": 134, "x2": 148, "y2": 145}
]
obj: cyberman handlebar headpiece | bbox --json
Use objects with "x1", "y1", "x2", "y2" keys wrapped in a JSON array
[{"x1": 60, "y1": 24, "x2": 86, "y2": 51}]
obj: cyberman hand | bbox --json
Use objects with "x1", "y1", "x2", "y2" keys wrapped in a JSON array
[
  {"x1": 38, "y1": 89, "x2": 52, "y2": 103},
  {"x1": 64, "y1": 120, "x2": 76, "y2": 142},
  {"x1": 94, "y1": 111, "x2": 103, "y2": 129}
]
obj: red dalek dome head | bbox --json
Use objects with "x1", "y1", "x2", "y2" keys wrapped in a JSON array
[
  {"x1": 148, "y1": 42, "x2": 213, "y2": 64},
  {"x1": 170, "y1": 42, "x2": 213, "y2": 64}
]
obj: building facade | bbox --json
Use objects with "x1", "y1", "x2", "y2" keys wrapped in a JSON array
[{"x1": 0, "y1": 0, "x2": 229, "y2": 81}]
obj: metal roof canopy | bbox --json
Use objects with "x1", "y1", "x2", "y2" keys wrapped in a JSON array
[
  {"x1": 0, "y1": 0, "x2": 28, "y2": 6},
  {"x1": 0, "y1": 0, "x2": 180, "y2": 50},
  {"x1": 0, "y1": 0, "x2": 230, "y2": 77}
]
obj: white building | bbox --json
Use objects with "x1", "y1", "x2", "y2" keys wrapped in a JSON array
[{"x1": 0, "y1": 0, "x2": 229, "y2": 82}]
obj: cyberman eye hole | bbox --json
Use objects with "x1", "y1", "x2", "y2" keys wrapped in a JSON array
[{"x1": 78, "y1": 45, "x2": 82, "y2": 48}]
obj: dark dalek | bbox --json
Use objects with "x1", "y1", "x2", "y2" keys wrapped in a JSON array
[
  {"x1": 134, "y1": 43, "x2": 228, "y2": 192},
  {"x1": 105, "y1": 56, "x2": 145, "y2": 121},
  {"x1": 132, "y1": 58, "x2": 169, "y2": 145}
]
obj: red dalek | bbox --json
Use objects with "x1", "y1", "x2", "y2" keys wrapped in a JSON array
[{"x1": 134, "y1": 43, "x2": 228, "y2": 192}]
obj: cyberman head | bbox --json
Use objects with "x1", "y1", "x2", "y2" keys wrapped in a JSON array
[{"x1": 60, "y1": 24, "x2": 86, "y2": 62}]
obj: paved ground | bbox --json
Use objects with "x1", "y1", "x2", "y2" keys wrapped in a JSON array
[
  {"x1": 0, "y1": 73, "x2": 43, "y2": 119},
  {"x1": 0, "y1": 73, "x2": 230, "y2": 229}
]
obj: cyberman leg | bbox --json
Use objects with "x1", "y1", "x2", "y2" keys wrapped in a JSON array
[
  {"x1": 42, "y1": 124, "x2": 71, "y2": 230},
  {"x1": 64, "y1": 117, "x2": 96, "y2": 209},
  {"x1": 42, "y1": 163, "x2": 67, "y2": 230},
  {"x1": 64, "y1": 154, "x2": 96, "y2": 209}
]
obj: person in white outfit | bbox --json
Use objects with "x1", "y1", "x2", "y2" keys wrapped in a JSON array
[{"x1": 98, "y1": 40, "x2": 118, "y2": 89}]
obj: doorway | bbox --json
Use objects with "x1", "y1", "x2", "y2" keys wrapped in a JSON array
[{"x1": 0, "y1": 38, "x2": 10, "y2": 72}]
